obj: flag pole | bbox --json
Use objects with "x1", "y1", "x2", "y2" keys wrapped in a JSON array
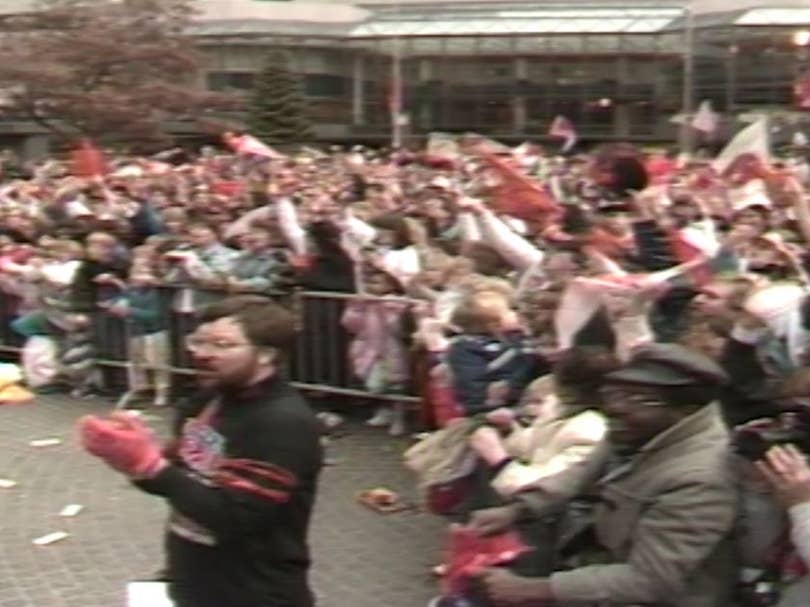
[
  {"x1": 679, "y1": 1, "x2": 696, "y2": 155},
  {"x1": 390, "y1": 3, "x2": 403, "y2": 150}
]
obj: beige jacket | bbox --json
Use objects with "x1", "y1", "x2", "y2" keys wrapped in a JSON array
[
  {"x1": 548, "y1": 403, "x2": 738, "y2": 607},
  {"x1": 493, "y1": 408, "x2": 608, "y2": 502}
]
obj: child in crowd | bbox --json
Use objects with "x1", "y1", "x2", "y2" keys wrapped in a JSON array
[
  {"x1": 98, "y1": 246, "x2": 170, "y2": 408},
  {"x1": 446, "y1": 289, "x2": 542, "y2": 417},
  {"x1": 342, "y1": 264, "x2": 413, "y2": 435}
]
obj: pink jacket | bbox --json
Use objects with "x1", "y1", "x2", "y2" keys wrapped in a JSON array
[{"x1": 341, "y1": 299, "x2": 410, "y2": 384}]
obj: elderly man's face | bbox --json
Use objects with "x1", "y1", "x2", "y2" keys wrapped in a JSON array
[{"x1": 600, "y1": 384, "x2": 684, "y2": 453}]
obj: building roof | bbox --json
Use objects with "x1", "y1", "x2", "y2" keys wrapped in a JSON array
[
  {"x1": 2, "y1": 0, "x2": 809, "y2": 35},
  {"x1": 351, "y1": 7, "x2": 684, "y2": 38}
]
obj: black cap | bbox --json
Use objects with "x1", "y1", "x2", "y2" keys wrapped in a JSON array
[{"x1": 604, "y1": 343, "x2": 729, "y2": 388}]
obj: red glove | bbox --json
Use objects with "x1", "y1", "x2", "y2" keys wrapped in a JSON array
[{"x1": 77, "y1": 412, "x2": 166, "y2": 479}]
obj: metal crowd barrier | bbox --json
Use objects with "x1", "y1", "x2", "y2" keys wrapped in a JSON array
[{"x1": 0, "y1": 284, "x2": 421, "y2": 404}]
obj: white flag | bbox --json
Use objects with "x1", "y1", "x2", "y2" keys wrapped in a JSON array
[
  {"x1": 691, "y1": 101, "x2": 718, "y2": 134},
  {"x1": 549, "y1": 116, "x2": 577, "y2": 153},
  {"x1": 426, "y1": 132, "x2": 460, "y2": 161},
  {"x1": 712, "y1": 117, "x2": 770, "y2": 174},
  {"x1": 670, "y1": 113, "x2": 689, "y2": 126}
]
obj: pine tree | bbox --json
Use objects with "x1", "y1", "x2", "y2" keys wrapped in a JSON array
[{"x1": 248, "y1": 52, "x2": 312, "y2": 145}]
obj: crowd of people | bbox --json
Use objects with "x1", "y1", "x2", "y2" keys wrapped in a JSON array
[{"x1": 5, "y1": 132, "x2": 810, "y2": 605}]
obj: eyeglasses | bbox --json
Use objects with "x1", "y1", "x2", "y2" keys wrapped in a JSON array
[
  {"x1": 185, "y1": 336, "x2": 252, "y2": 354},
  {"x1": 599, "y1": 387, "x2": 667, "y2": 408}
]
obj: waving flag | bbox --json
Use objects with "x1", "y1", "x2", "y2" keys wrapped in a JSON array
[
  {"x1": 692, "y1": 100, "x2": 719, "y2": 134},
  {"x1": 548, "y1": 116, "x2": 577, "y2": 153},
  {"x1": 713, "y1": 117, "x2": 770, "y2": 174},
  {"x1": 422, "y1": 132, "x2": 460, "y2": 170},
  {"x1": 71, "y1": 139, "x2": 107, "y2": 178},
  {"x1": 481, "y1": 153, "x2": 560, "y2": 221},
  {"x1": 223, "y1": 132, "x2": 285, "y2": 159}
]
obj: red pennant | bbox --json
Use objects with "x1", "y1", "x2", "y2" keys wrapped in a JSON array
[
  {"x1": 482, "y1": 154, "x2": 560, "y2": 221},
  {"x1": 441, "y1": 526, "x2": 531, "y2": 596},
  {"x1": 71, "y1": 139, "x2": 107, "y2": 178}
]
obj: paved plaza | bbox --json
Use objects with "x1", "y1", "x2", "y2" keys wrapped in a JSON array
[{"x1": 0, "y1": 395, "x2": 444, "y2": 607}]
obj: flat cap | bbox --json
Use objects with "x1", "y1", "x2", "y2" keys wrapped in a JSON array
[{"x1": 604, "y1": 343, "x2": 729, "y2": 388}]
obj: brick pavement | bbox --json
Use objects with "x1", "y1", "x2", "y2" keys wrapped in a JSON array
[{"x1": 0, "y1": 395, "x2": 445, "y2": 607}]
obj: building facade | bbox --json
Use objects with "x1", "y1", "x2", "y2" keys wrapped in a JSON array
[{"x1": 2, "y1": 0, "x2": 810, "y2": 151}]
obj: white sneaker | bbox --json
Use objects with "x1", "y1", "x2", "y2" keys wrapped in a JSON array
[
  {"x1": 153, "y1": 394, "x2": 169, "y2": 407},
  {"x1": 388, "y1": 406, "x2": 406, "y2": 437},
  {"x1": 366, "y1": 406, "x2": 393, "y2": 427},
  {"x1": 115, "y1": 391, "x2": 141, "y2": 409}
]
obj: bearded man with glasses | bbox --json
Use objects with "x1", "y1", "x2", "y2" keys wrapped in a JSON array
[{"x1": 79, "y1": 295, "x2": 322, "y2": 607}]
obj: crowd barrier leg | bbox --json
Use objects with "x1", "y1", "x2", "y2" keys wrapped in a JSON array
[
  {"x1": 288, "y1": 292, "x2": 420, "y2": 407},
  {"x1": 92, "y1": 311, "x2": 128, "y2": 395},
  {"x1": 0, "y1": 293, "x2": 25, "y2": 356},
  {"x1": 290, "y1": 295, "x2": 352, "y2": 389}
]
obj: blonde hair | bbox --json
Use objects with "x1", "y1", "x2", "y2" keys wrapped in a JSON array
[{"x1": 451, "y1": 289, "x2": 511, "y2": 333}]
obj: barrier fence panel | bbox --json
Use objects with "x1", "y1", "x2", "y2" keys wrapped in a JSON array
[{"x1": 0, "y1": 286, "x2": 421, "y2": 404}]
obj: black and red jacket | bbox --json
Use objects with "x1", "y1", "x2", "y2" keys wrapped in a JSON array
[{"x1": 136, "y1": 376, "x2": 323, "y2": 607}]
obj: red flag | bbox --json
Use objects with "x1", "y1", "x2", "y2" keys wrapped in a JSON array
[
  {"x1": 645, "y1": 154, "x2": 677, "y2": 186},
  {"x1": 482, "y1": 153, "x2": 560, "y2": 221},
  {"x1": 71, "y1": 139, "x2": 107, "y2": 178},
  {"x1": 441, "y1": 526, "x2": 530, "y2": 597},
  {"x1": 223, "y1": 132, "x2": 285, "y2": 159}
]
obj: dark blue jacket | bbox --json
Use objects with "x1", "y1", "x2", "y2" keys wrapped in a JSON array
[{"x1": 446, "y1": 331, "x2": 541, "y2": 416}]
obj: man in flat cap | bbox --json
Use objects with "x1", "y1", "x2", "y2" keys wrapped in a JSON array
[{"x1": 469, "y1": 343, "x2": 738, "y2": 607}]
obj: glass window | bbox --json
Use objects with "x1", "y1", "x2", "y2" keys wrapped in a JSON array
[
  {"x1": 304, "y1": 74, "x2": 348, "y2": 97},
  {"x1": 515, "y1": 37, "x2": 549, "y2": 53},
  {"x1": 410, "y1": 38, "x2": 443, "y2": 55},
  {"x1": 583, "y1": 36, "x2": 621, "y2": 53},
  {"x1": 444, "y1": 38, "x2": 476, "y2": 55},
  {"x1": 478, "y1": 37, "x2": 512, "y2": 54},
  {"x1": 206, "y1": 71, "x2": 255, "y2": 91},
  {"x1": 548, "y1": 37, "x2": 585, "y2": 54}
]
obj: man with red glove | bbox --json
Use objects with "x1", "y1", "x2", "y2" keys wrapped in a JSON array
[{"x1": 78, "y1": 295, "x2": 322, "y2": 607}]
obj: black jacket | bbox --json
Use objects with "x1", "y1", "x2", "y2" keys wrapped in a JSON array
[
  {"x1": 70, "y1": 257, "x2": 130, "y2": 313},
  {"x1": 136, "y1": 376, "x2": 323, "y2": 607}
]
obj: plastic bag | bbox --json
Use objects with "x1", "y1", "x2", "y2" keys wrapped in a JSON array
[{"x1": 22, "y1": 335, "x2": 59, "y2": 388}]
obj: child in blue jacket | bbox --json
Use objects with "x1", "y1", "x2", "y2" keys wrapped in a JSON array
[{"x1": 446, "y1": 289, "x2": 542, "y2": 417}]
